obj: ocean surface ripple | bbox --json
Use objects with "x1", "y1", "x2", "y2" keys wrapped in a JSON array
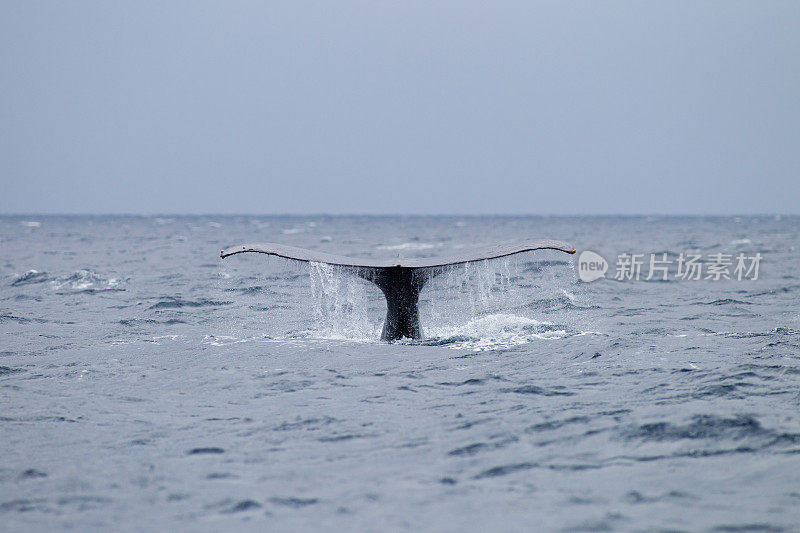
[{"x1": 1, "y1": 215, "x2": 799, "y2": 531}]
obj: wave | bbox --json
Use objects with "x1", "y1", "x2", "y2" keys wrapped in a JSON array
[
  {"x1": 523, "y1": 294, "x2": 600, "y2": 312},
  {"x1": 422, "y1": 313, "x2": 573, "y2": 350},
  {"x1": 10, "y1": 268, "x2": 126, "y2": 293},
  {"x1": 223, "y1": 285, "x2": 269, "y2": 295},
  {"x1": 10, "y1": 270, "x2": 49, "y2": 286},
  {"x1": 620, "y1": 414, "x2": 800, "y2": 452},
  {"x1": 149, "y1": 297, "x2": 231, "y2": 310},
  {"x1": 281, "y1": 227, "x2": 304, "y2": 234},
  {"x1": 51, "y1": 269, "x2": 124, "y2": 293},
  {"x1": 376, "y1": 242, "x2": 440, "y2": 251},
  {"x1": 118, "y1": 318, "x2": 188, "y2": 326},
  {"x1": 703, "y1": 328, "x2": 799, "y2": 339},
  {"x1": 505, "y1": 384, "x2": 575, "y2": 396},
  {"x1": 520, "y1": 259, "x2": 571, "y2": 274},
  {"x1": 0, "y1": 313, "x2": 49, "y2": 324},
  {"x1": 699, "y1": 299, "x2": 752, "y2": 306}
]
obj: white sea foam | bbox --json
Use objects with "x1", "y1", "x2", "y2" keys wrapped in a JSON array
[
  {"x1": 425, "y1": 313, "x2": 569, "y2": 351},
  {"x1": 202, "y1": 334, "x2": 251, "y2": 346},
  {"x1": 376, "y1": 242, "x2": 440, "y2": 251},
  {"x1": 51, "y1": 270, "x2": 121, "y2": 292}
]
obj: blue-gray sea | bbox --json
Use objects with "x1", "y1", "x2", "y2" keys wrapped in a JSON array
[{"x1": 1, "y1": 215, "x2": 799, "y2": 532}]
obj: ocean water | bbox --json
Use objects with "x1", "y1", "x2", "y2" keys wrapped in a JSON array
[{"x1": 1, "y1": 215, "x2": 799, "y2": 531}]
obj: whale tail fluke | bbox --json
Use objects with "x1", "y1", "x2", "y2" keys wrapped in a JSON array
[{"x1": 220, "y1": 239, "x2": 576, "y2": 341}]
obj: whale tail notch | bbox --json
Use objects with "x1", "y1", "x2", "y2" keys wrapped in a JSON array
[{"x1": 220, "y1": 239, "x2": 576, "y2": 341}]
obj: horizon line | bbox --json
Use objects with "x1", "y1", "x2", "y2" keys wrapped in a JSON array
[{"x1": 0, "y1": 212, "x2": 797, "y2": 218}]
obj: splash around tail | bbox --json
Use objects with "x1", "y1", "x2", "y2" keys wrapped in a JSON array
[{"x1": 219, "y1": 239, "x2": 576, "y2": 341}]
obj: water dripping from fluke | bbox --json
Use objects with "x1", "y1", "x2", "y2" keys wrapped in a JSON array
[{"x1": 220, "y1": 239, "x2": 576, "y2": 342}]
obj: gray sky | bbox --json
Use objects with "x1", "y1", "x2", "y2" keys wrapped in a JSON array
[{"x1": 1, "y1": 1, "x2": 798, "y2": 215}]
